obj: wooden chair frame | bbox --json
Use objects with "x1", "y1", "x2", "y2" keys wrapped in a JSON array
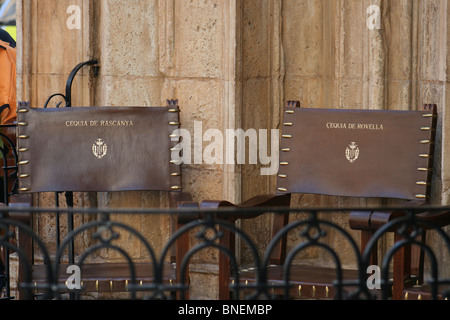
[
  {"x1": 178, "y1": 101, "x2": 446, "y2": 300},
  {"x1": 8, "y1": 99, "x2": 192, "y2": 299}
]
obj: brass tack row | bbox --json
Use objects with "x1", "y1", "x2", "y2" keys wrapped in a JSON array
[
  {"x1": 18, "y1": 105, "x2": 31, "y2": 193},
  {"x1": 169, "y1": 112, "x2": 182, "y2": 190},
  {"x1": 296, "y1": 285, "x2": 329, "y2": 298},
  {"x1": 18, "y1": 129, "x2": 31, "y2": 192},
  {"x1": 417, "y1": 114, "x2": 433, "y2": 202},
  {"x1": 278, "y1": 112, "x2": 294, "y2": 194}
]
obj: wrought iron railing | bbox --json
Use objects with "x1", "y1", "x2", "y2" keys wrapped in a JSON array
[{"x1": 1, "y1": 205, "x2": 449, "y2": 300}]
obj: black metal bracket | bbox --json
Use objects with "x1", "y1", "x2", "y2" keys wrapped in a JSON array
[
  {"x1": 42, "y1": 60, "x2": 99, "y2": 268},
  {"x1": 44, "y1": 59, "x2": 99, "y2": 108}
]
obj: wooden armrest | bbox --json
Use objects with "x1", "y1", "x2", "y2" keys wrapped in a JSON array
[
  {"x1": 200, "y1": 193, "x2": 291, "y2": 220},
  {"x1": 349, "y1": 201, "x2": 429, "y2": 231},
  {"x1": 200, "y1": 194, "x2": 291, "y2": 209},
  {"x1": 177, "y1": 194, "x2": 291, "y2": 224},
  {"x1": 169, "y1": 191, "x2": 193, "y2": 208},
  {"x1": 348, "y1": 211, "x2": 375, "y2": 231},
  {"x1": 9, "y1": 194, "x2": 32, "y2": 207},
  {"x1": 349, "y1": 210, "x2": 402, "y2": 231},
  {"x1": 5, "y1": 194, "x2": 32, "y2": 224},
  {"x1": 240, "y1": 193, "x2": 291, "y2": 207},
  {"x1": 177, "y1": 201, "x2": 201, "y2": 224},
  {"x1": 416, "y1": 210, "x2": 450, "y2": 228}
]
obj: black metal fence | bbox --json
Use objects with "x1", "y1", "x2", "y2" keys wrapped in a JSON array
[{"x1": 1, "y1": 204, "x2": 450, "y2": 300}]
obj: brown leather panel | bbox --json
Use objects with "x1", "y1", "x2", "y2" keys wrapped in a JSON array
[
  {"x1": 17, "y1": 102, "x2": 182, "y2": 193},
  {"x1": 277, "y1": 106, "x2": 437, "y2": 201}
]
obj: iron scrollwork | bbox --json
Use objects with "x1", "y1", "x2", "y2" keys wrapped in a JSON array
[{"x1": 1, "y1": 205, "x2": 450, "y2": 300}]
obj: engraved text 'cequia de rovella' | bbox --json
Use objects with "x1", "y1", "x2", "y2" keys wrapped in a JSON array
[{"x1": 326, "y1": 122, "x2": 384, "y2": 130}]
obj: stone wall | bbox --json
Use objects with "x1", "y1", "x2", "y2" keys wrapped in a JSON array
[{"x1": 15, "y1": 0, "x2": 450, "y2": 299}]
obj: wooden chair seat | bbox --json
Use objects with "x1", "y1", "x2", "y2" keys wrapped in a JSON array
[
  {"x1": 403, "y1": 285, "x2": 448, "y2": 300},
  {"x1": 238, "y1": 265, "x2": 362, "y2": 299},
  {"x1": 32, "y1": 262, "x2": 177, "y2": 293}
]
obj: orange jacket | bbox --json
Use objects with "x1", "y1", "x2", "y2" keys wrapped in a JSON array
[{"x1": 0, "y1": 39, "x2": 16, "y2": 124}]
